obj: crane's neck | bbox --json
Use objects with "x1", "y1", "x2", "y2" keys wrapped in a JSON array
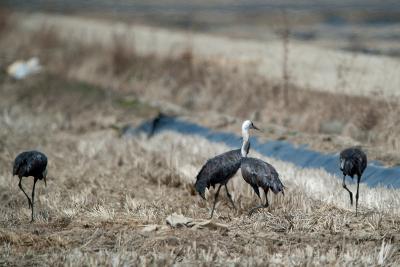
[{"x1": 241, "y1": 129, "x2": 250, "y2": 157}]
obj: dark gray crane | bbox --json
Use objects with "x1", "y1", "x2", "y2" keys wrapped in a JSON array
[
  {"x1": 13, "y1": 150, "x2": 48, "y2": 222},
  {"x1": 339, "y1": 147, "x2": 367, "y2": 216},
  {"x1": 195, "y1": 120, "x2": 260, "y2": 219},
  {"x1": 241, "y1": 155, "x2": 285, "y2": 215}
]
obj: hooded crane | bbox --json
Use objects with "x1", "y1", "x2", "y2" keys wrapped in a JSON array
[
  {"x1": 13, "y1": 150, "x2": 48, "y2": 222},
  {"x1": 241, "y1": 138, "x2": 284, "y2": 216},
  {"x1": 339, "y1": 147, "x2": 367, "y2": 216},
  {"x1": 195, "y1": 120, "x2": 260, "y2": 218}
]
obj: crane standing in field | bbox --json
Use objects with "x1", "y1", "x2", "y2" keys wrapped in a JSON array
[
  {"x1": 13, "y1": 150, "x2": 48, "y2": 222},
  {"x1": 240, "y1": 144, "x2": 285, "y2": 215},
  {"x1": 339, "y1": 147, "x2": 367, "y2": 216},
  {"x1": 195, "y1": 120, "x2": 260, "y2": 219}
]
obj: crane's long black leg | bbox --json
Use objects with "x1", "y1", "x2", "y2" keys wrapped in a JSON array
[
  {"x1": 342, "y1": 175, "x2": 353, "y2": 206},
  {"x1": 355, "y1": 175, "x2": 361, "y2": 216},
  {"x1": 209, "y1": 184, "x2": 222, "y2": 219},
  {"x1": 30, "y1": 178, "x2": 38, "y2": 222},
  {"x1": 264, "y1": 188, "x2": 269, "y2": 208},
  {"x1": 249, "y1": 188, "x2": 269, "y2": 216},
  {"x1": 18, "y1": 178, "x2": 32, "y2": 208},
  {"x1": 224, "y1": 184, "x2": 236, "y2": 210}
]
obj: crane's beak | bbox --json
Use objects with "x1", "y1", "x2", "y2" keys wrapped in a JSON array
[
  {"x1": 44, "y1": 176, "x2": 47, "y2": 187},
  {"x1": 252, "y1": 124, "x2": 262, "y2": 132}
]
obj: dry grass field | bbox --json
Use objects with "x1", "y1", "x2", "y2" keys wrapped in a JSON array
[
  {"x1": 1, "y1": 9, "x2": 400, "y2": 266},
  {"x1": 1, "y1": 73, "x2": 400, "y2": 266}
]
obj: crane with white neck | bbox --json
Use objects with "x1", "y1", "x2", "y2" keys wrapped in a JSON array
[{"x1": 195, "y1": 120, "x2": 259, "y2": 219}]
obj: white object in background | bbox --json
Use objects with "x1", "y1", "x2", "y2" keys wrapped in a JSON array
[{"x1": 7, "y1": 57, "x2": 42, "y2": 79}]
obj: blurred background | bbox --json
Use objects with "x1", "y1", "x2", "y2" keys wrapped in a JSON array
[
  {"x1": 1, "y1": 0, "x2": 400, "y2": 161},
  {"x1": 1, "y1": 0, "x2": 400, "y2": 159},
  {"x1": 3, "y1": 0, "x2": 400, "y2": 56}
]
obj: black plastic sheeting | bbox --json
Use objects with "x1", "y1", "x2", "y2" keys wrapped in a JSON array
[{"x1": 124, "y1": 116, "x2": 400, "y2": 189}]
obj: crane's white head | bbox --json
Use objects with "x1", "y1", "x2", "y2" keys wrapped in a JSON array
[
  {"x1": 242, "y1": 120, "x2": 260, "y2": 133},
  {"x1": 241, "y1": 120, "x2": 260, "y2": 157}
]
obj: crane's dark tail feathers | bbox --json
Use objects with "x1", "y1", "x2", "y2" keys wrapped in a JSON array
[
  {"x1": 251, "y1": 184, "x2": 261, "y2": 199},
  {"x1": 281, "y1": 185, "x2": 287, "y2": 196},
  {"x1": 270, "y1": 181, "x2": 285, "y2": 195},
  {"x1": 343, "y1": 160, "x2": 355, "y2": 176}
]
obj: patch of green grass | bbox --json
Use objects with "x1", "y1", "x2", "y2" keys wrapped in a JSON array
[
  {"x1": 116, "y1": 97, "x2": 141, "y2": 109},
  {"x1": 16, "y1": 74, "x2": 106, "y2": 101},
  {"x1": 15, "y1": 73, "x2": 158, "y2": 120},
  {"x1": 116, "y1": 96, "x2": 157, "y2": 116},
  {"x1": 66, "y1": 80, "x2": 106, "y2": 97}
]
